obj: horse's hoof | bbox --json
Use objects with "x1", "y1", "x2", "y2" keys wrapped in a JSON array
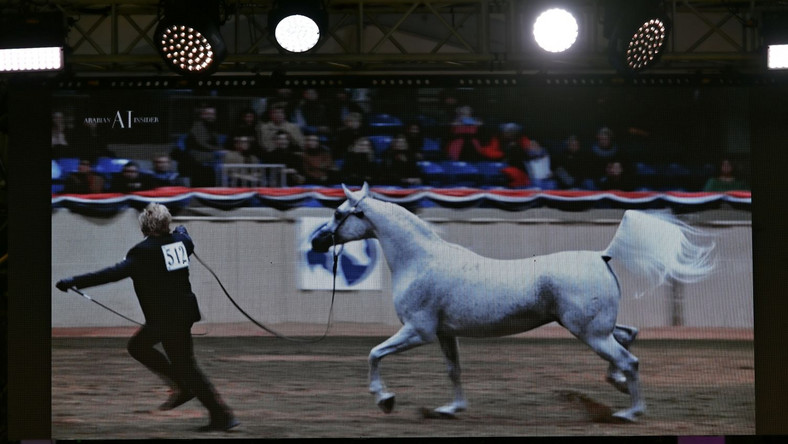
[
  {"x1": 605, "y1": 375, "x2": 630, "y2": 394},
  {"x1": 611, "y1": 408, "x2": 644, "y2": 423},
  {"x1": 377, "y1": 392, "x2": 396, "y2": 413},
  {"x1": 433, "y1": 405, "x2": 460, "y2": 419},
  {"x1": 418, "y1": 406, "x2": 458, "y2": 420}
]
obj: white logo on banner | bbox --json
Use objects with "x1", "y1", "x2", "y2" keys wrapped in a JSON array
[{"x1": 298, "y1": 217, "x2": 382, "y2": 290}]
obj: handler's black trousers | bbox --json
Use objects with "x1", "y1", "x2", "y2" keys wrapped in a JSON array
[{"x1": 127, "y1": 324, "x2": 230, "y2": 418}]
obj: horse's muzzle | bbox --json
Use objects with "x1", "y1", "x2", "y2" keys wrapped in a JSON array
[{"x1": 311, "y1": 229, "x2": 333, "y2": 253}]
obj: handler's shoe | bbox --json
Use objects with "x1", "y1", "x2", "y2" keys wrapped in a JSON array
[
  {"x1": 198, "y1": 414, "x2": 240, "y2": 432},
  {"x1": 159, "y1": 390, "x2": 195, "y2": 410}
]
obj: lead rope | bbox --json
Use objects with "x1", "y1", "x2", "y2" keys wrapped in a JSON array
[{"x1": 192, "y1": 242, "x2": 339, "y2": 343}]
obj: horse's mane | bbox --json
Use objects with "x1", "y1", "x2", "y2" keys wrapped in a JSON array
[
  {"x1": 366, "y1": 198, "x2": 479, "y2": 255},
  {"x1": 367, "y1": 198, "x2": 444, "y2": 242}
]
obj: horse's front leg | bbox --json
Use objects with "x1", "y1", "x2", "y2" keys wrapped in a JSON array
[
  {"x1": 433, "y1": 334, "x2": 467, "y2": 418},
  {"x1": 369, "y1": 323, "x2": 434, "y2": 413}
]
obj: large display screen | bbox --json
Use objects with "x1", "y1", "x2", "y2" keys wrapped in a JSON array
[{"x1": 8, "y1": 74, "x2": 786, "y2": 440}]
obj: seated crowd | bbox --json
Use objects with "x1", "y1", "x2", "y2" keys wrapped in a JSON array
[{"x1": 52, "y1": 90, "x2": 750, "y2": 194}]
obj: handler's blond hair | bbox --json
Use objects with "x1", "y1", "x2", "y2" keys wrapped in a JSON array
[{"x1": 139, "y1": 203, "x2": 172, "y2": 237}]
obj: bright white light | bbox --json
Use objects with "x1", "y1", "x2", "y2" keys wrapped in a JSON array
[
  {"x1": 533, "y1": 8, "x2": 579, "y2": 53},
  {"x1": 768, "y1": 44, "x2": 788, "y2": 69},
  {"x1": 0, "y1": 47, "x2": 63, "y2": 72},
  {"x1": 274, "y1": 14, "x2": 321, "y2": 53}
]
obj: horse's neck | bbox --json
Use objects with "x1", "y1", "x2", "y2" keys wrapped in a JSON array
[{"x1": 365, "y1": 199, "x2": 442, "y2": 270}]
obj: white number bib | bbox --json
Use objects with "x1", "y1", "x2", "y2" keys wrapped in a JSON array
[{"x1": 161, "y1": 241, "x2": 189, "y2": 271}]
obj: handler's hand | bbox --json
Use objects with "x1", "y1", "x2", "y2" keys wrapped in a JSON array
[{"x1": 56, "y1": 278, "x2": 75, "y2": 292}]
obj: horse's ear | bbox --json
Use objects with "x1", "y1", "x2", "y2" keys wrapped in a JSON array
[
  {"x1": 361, "y1": 182, "x2": 370, "y2": 197},
  {"x1": 342, "y1": 183, "x2": 353, "y2": 200}
]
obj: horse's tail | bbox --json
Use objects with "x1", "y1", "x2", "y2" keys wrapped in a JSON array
[{"x1": 602, "y1": 210, "x2": 716, "y2": 296}]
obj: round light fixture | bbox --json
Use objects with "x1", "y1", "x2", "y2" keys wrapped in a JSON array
[
  {"x1": 533, "y1": 8, "x2": 579, "y2": 53},
  {"x1": 160, "y1": 25, "x2": 218, "y2": 73},
  {"x1": 274, "y1": 14, "x2": 322, "y2": 53},
  {"x1": 625, "y1": 18, "x2": 667, "y2": 71},
  {"x1": 153, "y1": 0, "x2": 227, "y2": 76},
  {"x1": 268, "y1": 0, "x2": 327, "y2": 53}
]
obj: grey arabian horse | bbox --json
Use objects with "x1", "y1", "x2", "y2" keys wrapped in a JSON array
[{"x1": 311, "y1": 182, "x2": 715, "y2": 422}]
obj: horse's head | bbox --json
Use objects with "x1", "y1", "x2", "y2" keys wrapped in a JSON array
[{"x1": 311, "y1": 182, "x2": 374, "y2": 253}]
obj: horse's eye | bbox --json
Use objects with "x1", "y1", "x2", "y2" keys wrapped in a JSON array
[
  {"x1": 334, "y1": 211, "x2": 342, "y2": 220},
  {"x1": 355, "y1": 211, "x2": 365, "y2": 219}
]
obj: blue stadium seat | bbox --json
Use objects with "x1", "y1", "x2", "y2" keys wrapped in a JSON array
[
  {"x1": 94, "y1": 157, "x2": 130, "y2": 175},
  {"x1": 475, "y1": 161, "x2": 508, "y2": 187},
  {"x1": 421, "y1": 137, "x2": 441, "y2": 160},
  {"x1": 368, "y1": 135, "x2": 393, "y2": 158},
  {"x1": 56, "y1": 158, "x2": 80, "y2": 174},
  {"x1": 417, "y1": 161, "x2": 446, "y2": 187},
  {"x1": 368, "y1": 113, "x2": 403, "y2": 128},
  {"x1": 439, "y1": 161, "x2": 480, "y2": 187}
]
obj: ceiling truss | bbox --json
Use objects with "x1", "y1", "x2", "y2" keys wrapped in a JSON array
[{"x1": 3, "y1": 0, "x2": 787, "y2": 75}]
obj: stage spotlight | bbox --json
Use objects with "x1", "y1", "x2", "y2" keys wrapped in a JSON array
[
  {"x1": 154, "y1": 0, "x2": 227, "y2": 76},
  {"x1": 762, "y1": 12, "x2": 788, "y2": 70},
  {"x1": 268, "y1": 0, "x2": 328, "y2": 53},
  {"x1": 0, "y1": 12, "x2": 66, "y2": 72},
  {"x1": 533, "y1": 8, "x2": 579, "y2": 53},
  {"x1": 605, "y1": 0, "x2": 671, "y2": 74}
]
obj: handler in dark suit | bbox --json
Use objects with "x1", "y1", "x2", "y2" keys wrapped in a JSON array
[{"x1": 56, "y1": 203, "x2": 239, "y2": 432}]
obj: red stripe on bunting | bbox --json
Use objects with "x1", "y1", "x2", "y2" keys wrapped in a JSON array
[{"x1": 52, "y1": 187, "x2": 752, "y2": 206}]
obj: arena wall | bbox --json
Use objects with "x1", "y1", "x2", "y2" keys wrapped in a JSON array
[{"x1": 51, "y1": 206, "x2": 753, "y2": 330}]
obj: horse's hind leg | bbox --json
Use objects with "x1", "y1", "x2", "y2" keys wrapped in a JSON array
[
  {"x1": 433, "y1": 335, "x2": 467, "y2": 418},
  {"x1": 368, "y1": 323, "x2": 433, "y2": 413},
  {"x1": 587, "y1": 334, "x2": 646, "y2": 422},
  {"x1": 607, "y1": 324, "x2": 639, "y2": 394}
]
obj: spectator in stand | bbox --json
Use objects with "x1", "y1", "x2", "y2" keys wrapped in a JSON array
[
  {"x1": 332, "y1": 111, "x2": 366, "y2": 162},
  {"x1": 151, "y1": 153, "x2": 185, "y2": 187},
  {"x1": 110, "y1": 161, "x2": 156, "y2": 193},
  {"x1": 703, "y1": 157, "x2": 749, "y2": 191},
  {"x1": 325, "y1": 88, "x2": 367, "y2": 130},
  {"x1": 475, "y1": 123, "x2": 535, "y2": 189},
  {"x1": 293, "y1": 88, "x2": 331, "y2": 139},
  {"x1": 264, "y1": 89, "x2": 298, "y2": 121},
  {"x1": 445, "y1": 106, "x2": 485, "y2": 162},
  {"x1": 596, "y1": 159, "x2": 636, "y2": 191},
  {"x1": 184, "y1": 104, "x2": 226, "y2": 187},
  {"x1": 224, "y1": 136, "x2": 260, "y2": 165},
  {"x1": 301, "y1": 133, "x2": 337, "y2": 186},
  {"x1": 524, "y1": 140, "x2": 556, "y2": 190},
  {"x1": 63, "y1": 158, "x2": 106, "y2": 194},
  {"x1": 589, "y1": 126, "x2": 621, "y2": 180},
  {"x1": 341, "y1": 136, "x2": 377, "y2": 186},
  {"x1": 264, "y1": 130, "x2": 305, "y2": 185},
  {"x1": 225, "y1": 107, "x2": 259, "y2": 155},
  {"x1": 403, "y1": 120, "x2": 428, "y2": 161},
  {"x1": 553, "y1": 134, "x2": 594, "y2": 190},
  {"x1": 256, "y1": 103, "x2": 305, "y2": 156},
  {"x1": 379, "y1": 134, "x2": 422, "y2": 188}
]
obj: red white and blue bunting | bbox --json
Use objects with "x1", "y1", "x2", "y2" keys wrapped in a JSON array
[{"x1": 52, "y1": 187, "x2": 752, "y2": 214}]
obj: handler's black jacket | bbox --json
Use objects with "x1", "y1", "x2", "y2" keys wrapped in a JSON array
[{"x1": 68, "y1": 225, "x2": 201, "y2": 327}]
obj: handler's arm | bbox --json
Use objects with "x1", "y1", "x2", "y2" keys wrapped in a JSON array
[{"x1": 58, "y1": 258, "x2": 133, "y2": 291}]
